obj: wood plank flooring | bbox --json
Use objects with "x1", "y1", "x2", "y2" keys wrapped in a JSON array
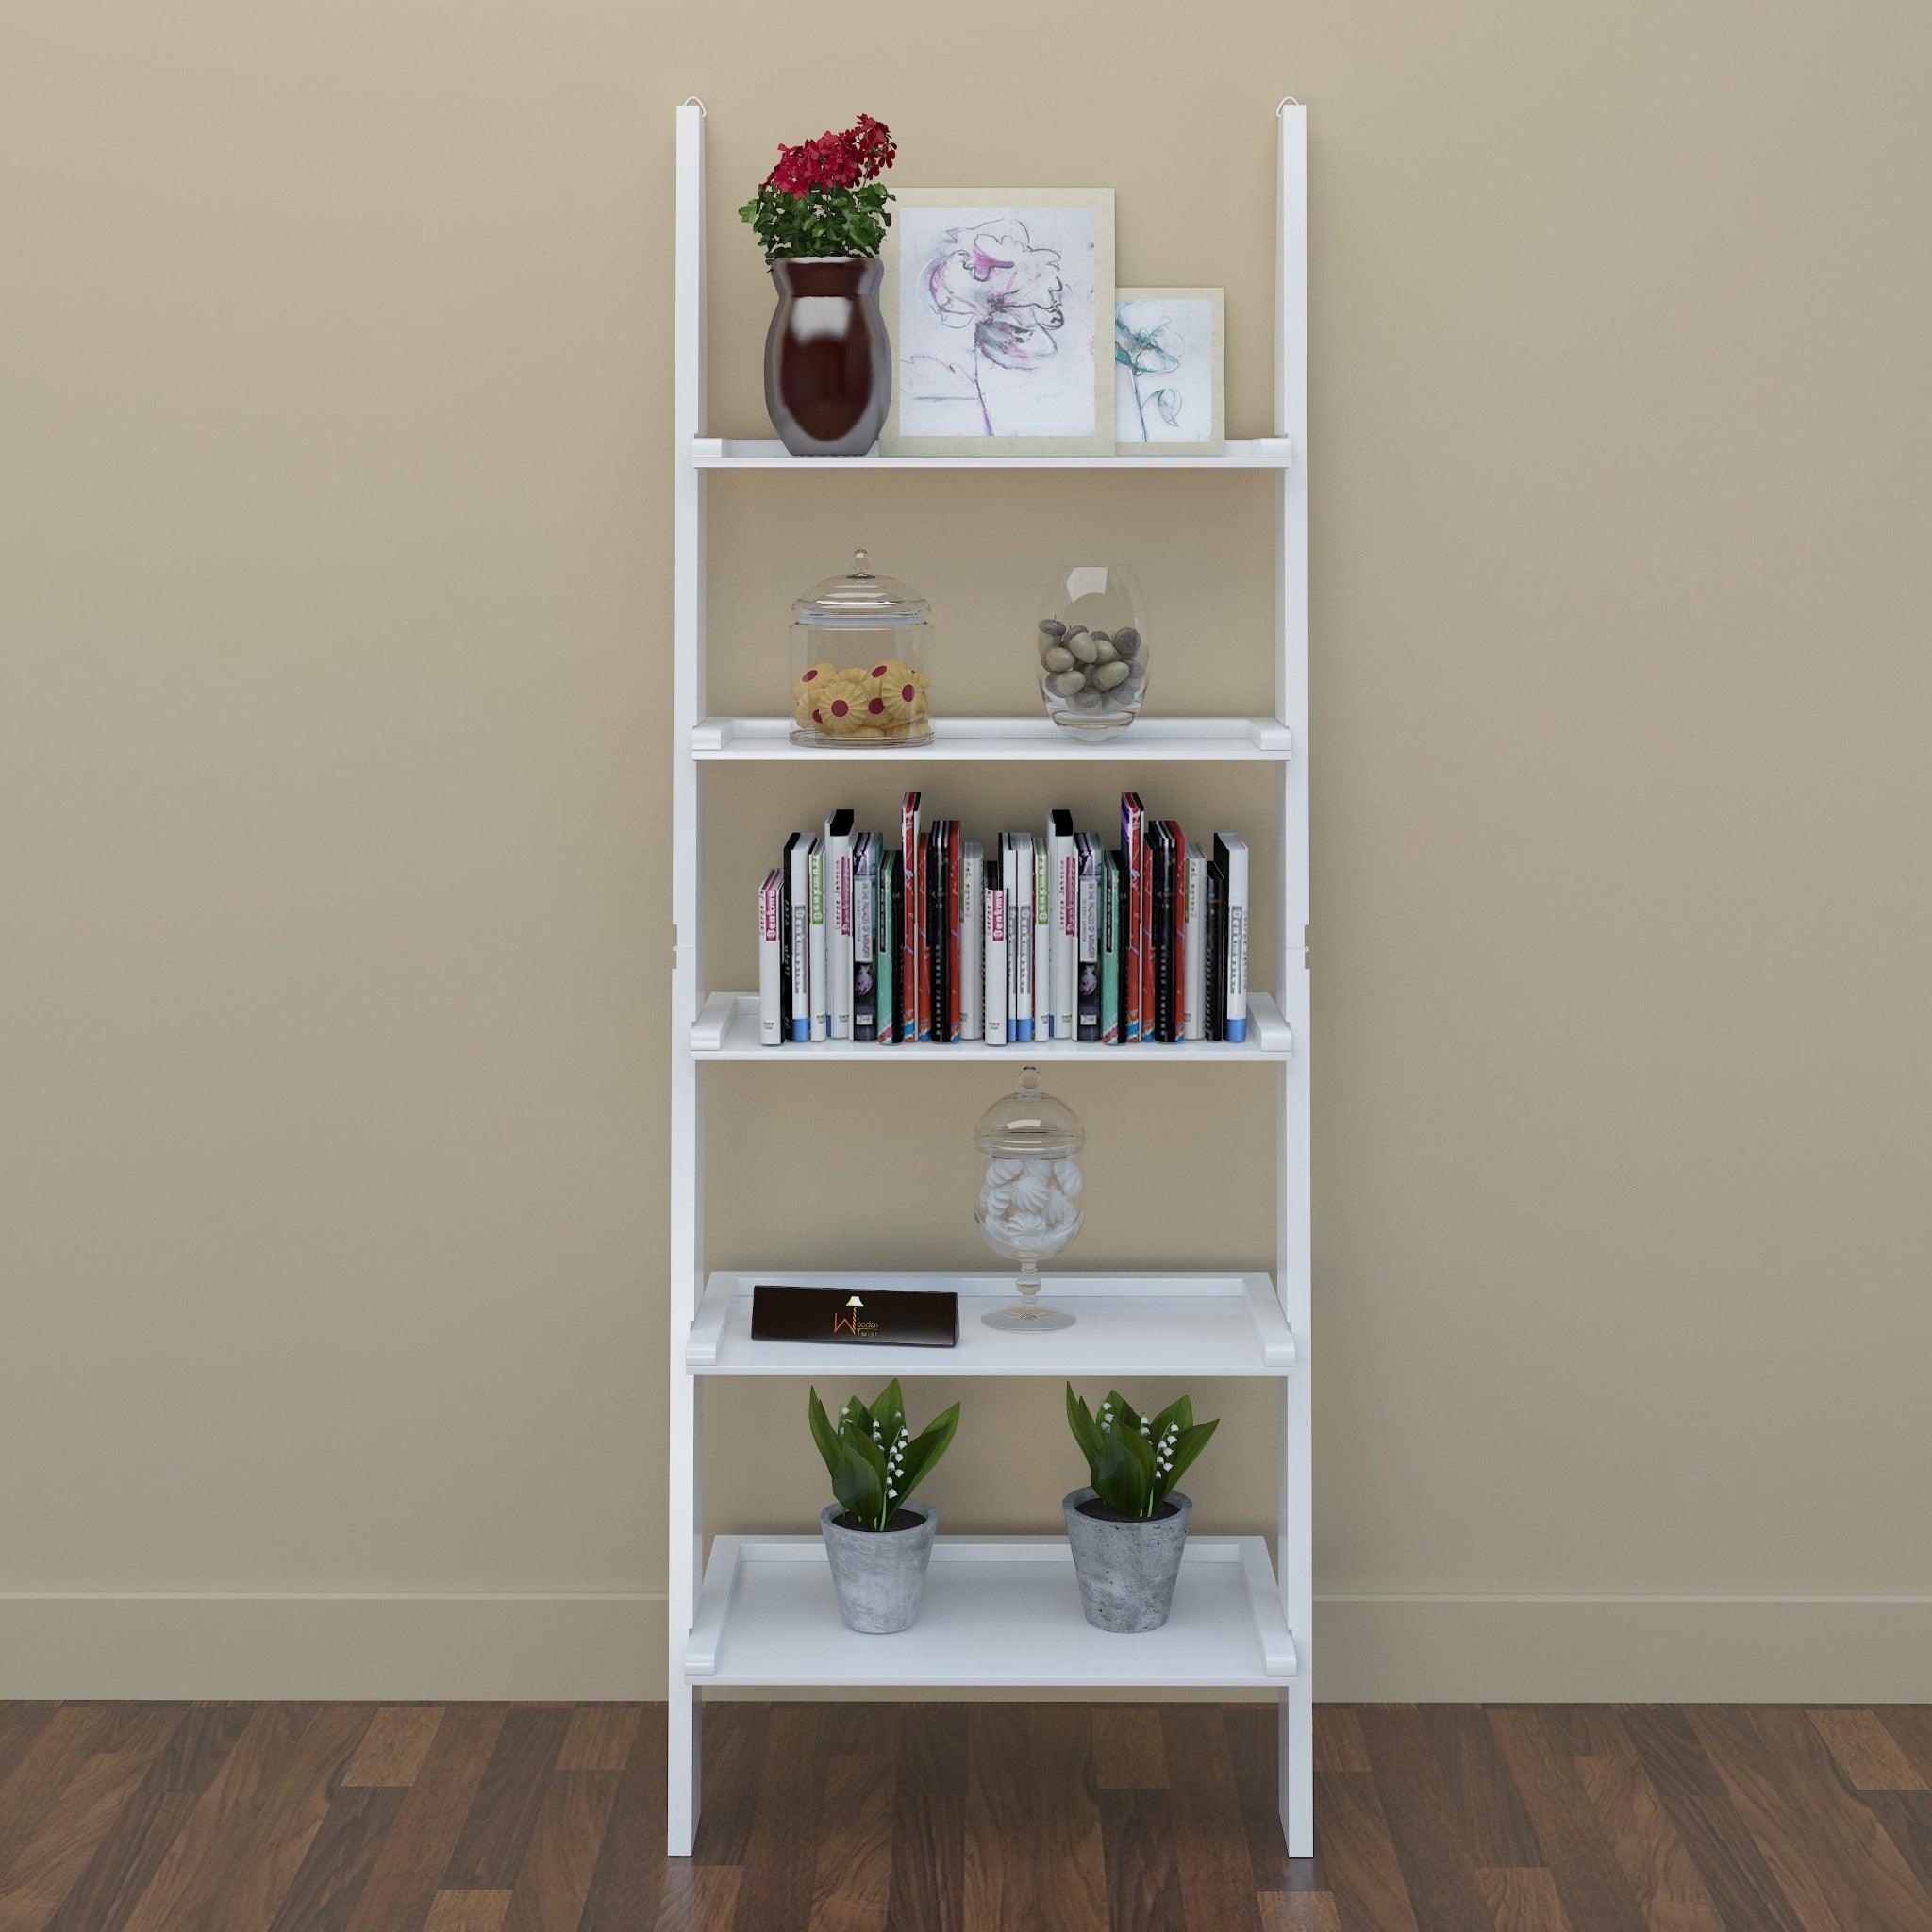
[{"x1": 0, "y1": 1703, "x2": 1926, "y2": 1930}]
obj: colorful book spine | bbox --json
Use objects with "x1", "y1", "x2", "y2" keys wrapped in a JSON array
[
  {"x1": 787, "y1": 832, "x2": 810, "y2": 1041},
  {"x1": 853, "y1": 832, "x2": 879, "y2": 1043},
  {"x1": 1121, "y1": 793, "x2": 1146, "y2": 1041},
  {"x1": 1100, "y1": 848, "x2": 1121, "y2": 1044},
  {"x1": 877, "y1": 851, "x2": 898, "y2": 1043},
  {"x1": 960, "y1": 839, "x2": 983, "y2": 1044},
  {"x1": 780, "y1": 831, "x2": 800, "y2": 1042},
  {"x1": 1032, "y1": 825, "x2": 1050, "y2": 1041},
  {"x1": 824, "y1": 808, "x2": 855, "y2": 1040},
  {"x1": 1183, "y1": 839, "x2": 1207, "y2": 1041},
  {"x1": 1047, "y1": 808, "x2": 1075, "y2": 1039},
  {"x1": 1151, "y1": 820, "x2": 1175, "y2": 1043},
  {"x1": 948, "y1": 820, "x2": 964, "y2": 1044},
  {"x1": 901, "y1": 791, "x2": 925, "y2": 1041},
  {"x1": 984, "y1": 856, "x2": 1008, "y2": 1046},
  {"x1": 1215, "y1": 832, "x2": 1249, "y2": 1042},
  {"x1": 1076, "y1": 832, "x2": 1100, "y2": 1042},
  {"x1": 758, "y1": 867, "x2": 783, "y2": 1046},
  {"x1": 1001, "y1": 834, "x2": 1019, "y2": 1041},
  {"x1": 1013, "y1": 832, "x2": 1035, "y2": 1041},
  {"x1": 1167, "y1": 823, "x2": 1188, "y2": 1044},
  {"x1": 924, "y1": 820, "x2": 945, "y2": 1046},
  {"x1": 807, "y1": 836, "x2": 828, "y2": 1042},
  {"x1": 1204, "y1": 854, "x2": 1224, "y2": 1041}
]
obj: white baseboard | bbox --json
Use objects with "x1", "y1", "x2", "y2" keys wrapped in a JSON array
[
  {"x1": 1317, "y1": 1593, "x2": 1932, "y2": 1703},
  {"x1": 4, "y1": 1591, "x2": 1928, "y2": 1703},
  {"x1": 0, "y1": 1593, "x2": 663, "y2": 1701}
]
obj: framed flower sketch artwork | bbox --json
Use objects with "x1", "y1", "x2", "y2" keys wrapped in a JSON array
[
  {"x1": 1114, "y1": 288, "x2": 1224, "y2": 455},
  {"x1": 879, "y1": 189, "x2": 1116, "y2": 457}
]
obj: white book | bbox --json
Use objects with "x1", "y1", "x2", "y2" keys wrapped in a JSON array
[
  {"x1": 788, "y1": 833, "x2": 810, "y2": 1041},
  {"x1": 1015, "y1": 832, "x2": 1036, "y2": 1041},
  {"x1": 1049, "y1": 808, "x2": 1075, "y2": 1039},
  {"x1": 960, "y1": 840, "x2": 983, "y2": 1043},
  {"x1": 823, "y1": 808, "x2": 855, "y2": 1040},
  {"x1": 984, "y1": 858, "x2": 1008, "y2": 1045},
  {"x1": 1215, "y1": 832, "x2": 1249, "y2": 1042},
  {"x1": 1183, "y1": 841, "x2": 1207, "y2": 1041},
  {"x1": 758, "y1": 867, "x2": 783, "y2": 1046},
  {"x1": 807, "y1": 837, "x2": 828, "y2": 1042}
]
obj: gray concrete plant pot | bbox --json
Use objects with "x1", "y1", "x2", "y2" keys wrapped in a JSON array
[
  {"x1": 820, "y1": 1500, "x2": 937, "y2": 1634},
  {"x1": 1063, "y1": 1486, "x2": 1192, "y2": 1632}
]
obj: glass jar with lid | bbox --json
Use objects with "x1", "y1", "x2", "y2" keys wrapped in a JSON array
[
  {"x1": 974, "y1": 1065, "x2": 1085, "y2": 1331},
  {"x1": 791, "y1": 549, "x2": 933, "y2": 748}
]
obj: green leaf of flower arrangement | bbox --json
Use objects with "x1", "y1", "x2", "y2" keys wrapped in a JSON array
[
  {"x1": 869, "y1": 1379, "x2": 907, "y2": 1442},
  {"x1": 1161, "y1": 1418, "x2": 1220, "y2": 1496},
  {"x1": 1064, "y1": 1383, "x2": 1103, "y2": 1473},
  {"x1": 894, "y1": 1401, "x2": 960, "y2": 1504}
]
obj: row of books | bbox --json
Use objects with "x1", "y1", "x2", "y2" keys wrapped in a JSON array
[{"x1": 757, "y1": 793, "x2": 1249, "y2": 1046}]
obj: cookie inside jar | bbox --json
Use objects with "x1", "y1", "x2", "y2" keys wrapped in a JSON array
[{"x1": 790, "y1": 549, "x2": 933, "y2": 748}]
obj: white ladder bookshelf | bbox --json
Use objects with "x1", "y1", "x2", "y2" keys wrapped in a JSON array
[{"x1": 668, "y1": 99, "x2": 1313, "y2": 1857}]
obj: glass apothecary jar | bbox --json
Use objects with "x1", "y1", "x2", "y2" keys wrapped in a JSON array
[
  {"x1": 974, "y1": 1065, "x2": 1085, "y2": 1332},
  {"x1": 791, "y1": 549, "x2": 933, "y2": 748}
]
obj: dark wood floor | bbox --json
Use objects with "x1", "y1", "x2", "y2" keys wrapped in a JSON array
[{"x1": 2, "y1": 1702, "x2": 1930, "y2": 1931}]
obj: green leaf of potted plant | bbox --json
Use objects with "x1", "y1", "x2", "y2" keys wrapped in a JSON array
[
  {"x1": 809, "y1": 1380, "x2": 959, "y2": 1633},
  {"x1": 1062, "y1": 1384, "x2": 1219, "y2": 1632}
]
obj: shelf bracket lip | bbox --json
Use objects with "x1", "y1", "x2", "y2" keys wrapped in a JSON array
[
  {"x1": 1245, "y1": 718, "x2": 1294, "y2": 757},
  {"x1": 691, "y1": 991, "x2": 737, "y2": 1053},
  {"x1": 685, "y1": 1273, "x2": 730, "y2": 1367},
  {"x1": 1239, "y1": 1542, "x2": 1300, "y2": 1678},
  {"x1": 1247, "y1": 993, "x2": 1295, "y2": 1058},
  {"x1": 691, "y1": 718, "x2": 730, "y2": 753},
  {"x1": 1241, "y1": 1276, "x2": 1299, "y2": 1368},
  {"x1": 684, "y1": 1536, "x2": 742, "y2": 1679}
]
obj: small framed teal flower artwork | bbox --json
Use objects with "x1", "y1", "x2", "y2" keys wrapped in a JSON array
[{"x1": 1114, "y1": 288, "x2": 1224, "y2": 455}]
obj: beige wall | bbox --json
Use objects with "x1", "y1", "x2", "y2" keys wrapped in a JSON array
[{"x1": 5, "y1": 0, "x2": 1930, "y2": 1700}]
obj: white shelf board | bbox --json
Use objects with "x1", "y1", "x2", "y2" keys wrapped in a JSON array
[
  {"x1": 692, "y1": 716, "x2": 1292, "y2": 762},
  {"x1": 686, "y1": 1270, "x2": 1296, "y2": 1377},
  {"x1": 693, "y1": 991, "x2": 1292, "y2": 1061},
  {"x1": 685, "y1": 1534, "x2": 1297, "y2": 1688},
  {"x1": 692, "y1": 437, "x2": 1292, "y2": 472}
]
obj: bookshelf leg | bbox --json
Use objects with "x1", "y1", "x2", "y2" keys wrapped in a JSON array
[
  {"x1": 1280, "y1": 1680, "x2": 1313, "y2": 1857},
  {"x1": 668, "y1": 1681, "x2": 700, "y2": 1856}
]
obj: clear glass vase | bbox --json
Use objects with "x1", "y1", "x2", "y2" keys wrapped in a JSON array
[
  {"x1": 973, "y1": 1065, "x2": 1084, "y2": 1331},
  {"x1": 1035, "y1": 563, "x2": 1148, "y2": 742}
]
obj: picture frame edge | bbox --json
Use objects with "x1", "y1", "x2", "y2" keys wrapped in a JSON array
[
  {"x1": 878, "y1": 186, "x2": 1118, "y2": 458},
  {"x1": 1113, "y1": 285, "x2": 1226, "y2": 457}
]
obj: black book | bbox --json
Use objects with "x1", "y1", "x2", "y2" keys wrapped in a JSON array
[
  {"x1": 879, "y1": 849, "x2": 900, "y2": 1042},
  {"x1": 778, "y1": 831, "x2": 800, "y2": 1043},
  {"x1": 853, "y1": 832, "x2": 877, "y2": 1043},
  {"x1": 1151, "y1": 820, "x2": 1176, "y2": 1042},
  {"x1": 751, "y1": 1283, "x2": 958, "y2": 1347},
  {"x1": 1204, "y1": 856, "x2": 1224, "y2": 1041},
  {"x1": 1076, "y1": 831, "x2": 1100, "y2": 1042},
  {"x1": 925, "y1": 820, "x2": 946, "y2": 1045}
]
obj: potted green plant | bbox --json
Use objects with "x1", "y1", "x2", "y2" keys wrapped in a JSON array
[
  {"x1": 739, "y1": 114, "x2": 898, "y2": 457},
  {"x1": 808, "y1": 1380, "x2": 959, "y2": 1633},
  {"x1": 1062, "y1": 1385, "x2": 1219, "y2": 1632}
]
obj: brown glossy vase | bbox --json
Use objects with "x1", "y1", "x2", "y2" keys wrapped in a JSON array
[{"x1": 764, "y1": 257, "x2": 891, "y2": 457}]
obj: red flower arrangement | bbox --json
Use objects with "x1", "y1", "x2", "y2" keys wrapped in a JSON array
[{"x1": 739, "y1": 115, "x2": 898, "y2": 262}]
